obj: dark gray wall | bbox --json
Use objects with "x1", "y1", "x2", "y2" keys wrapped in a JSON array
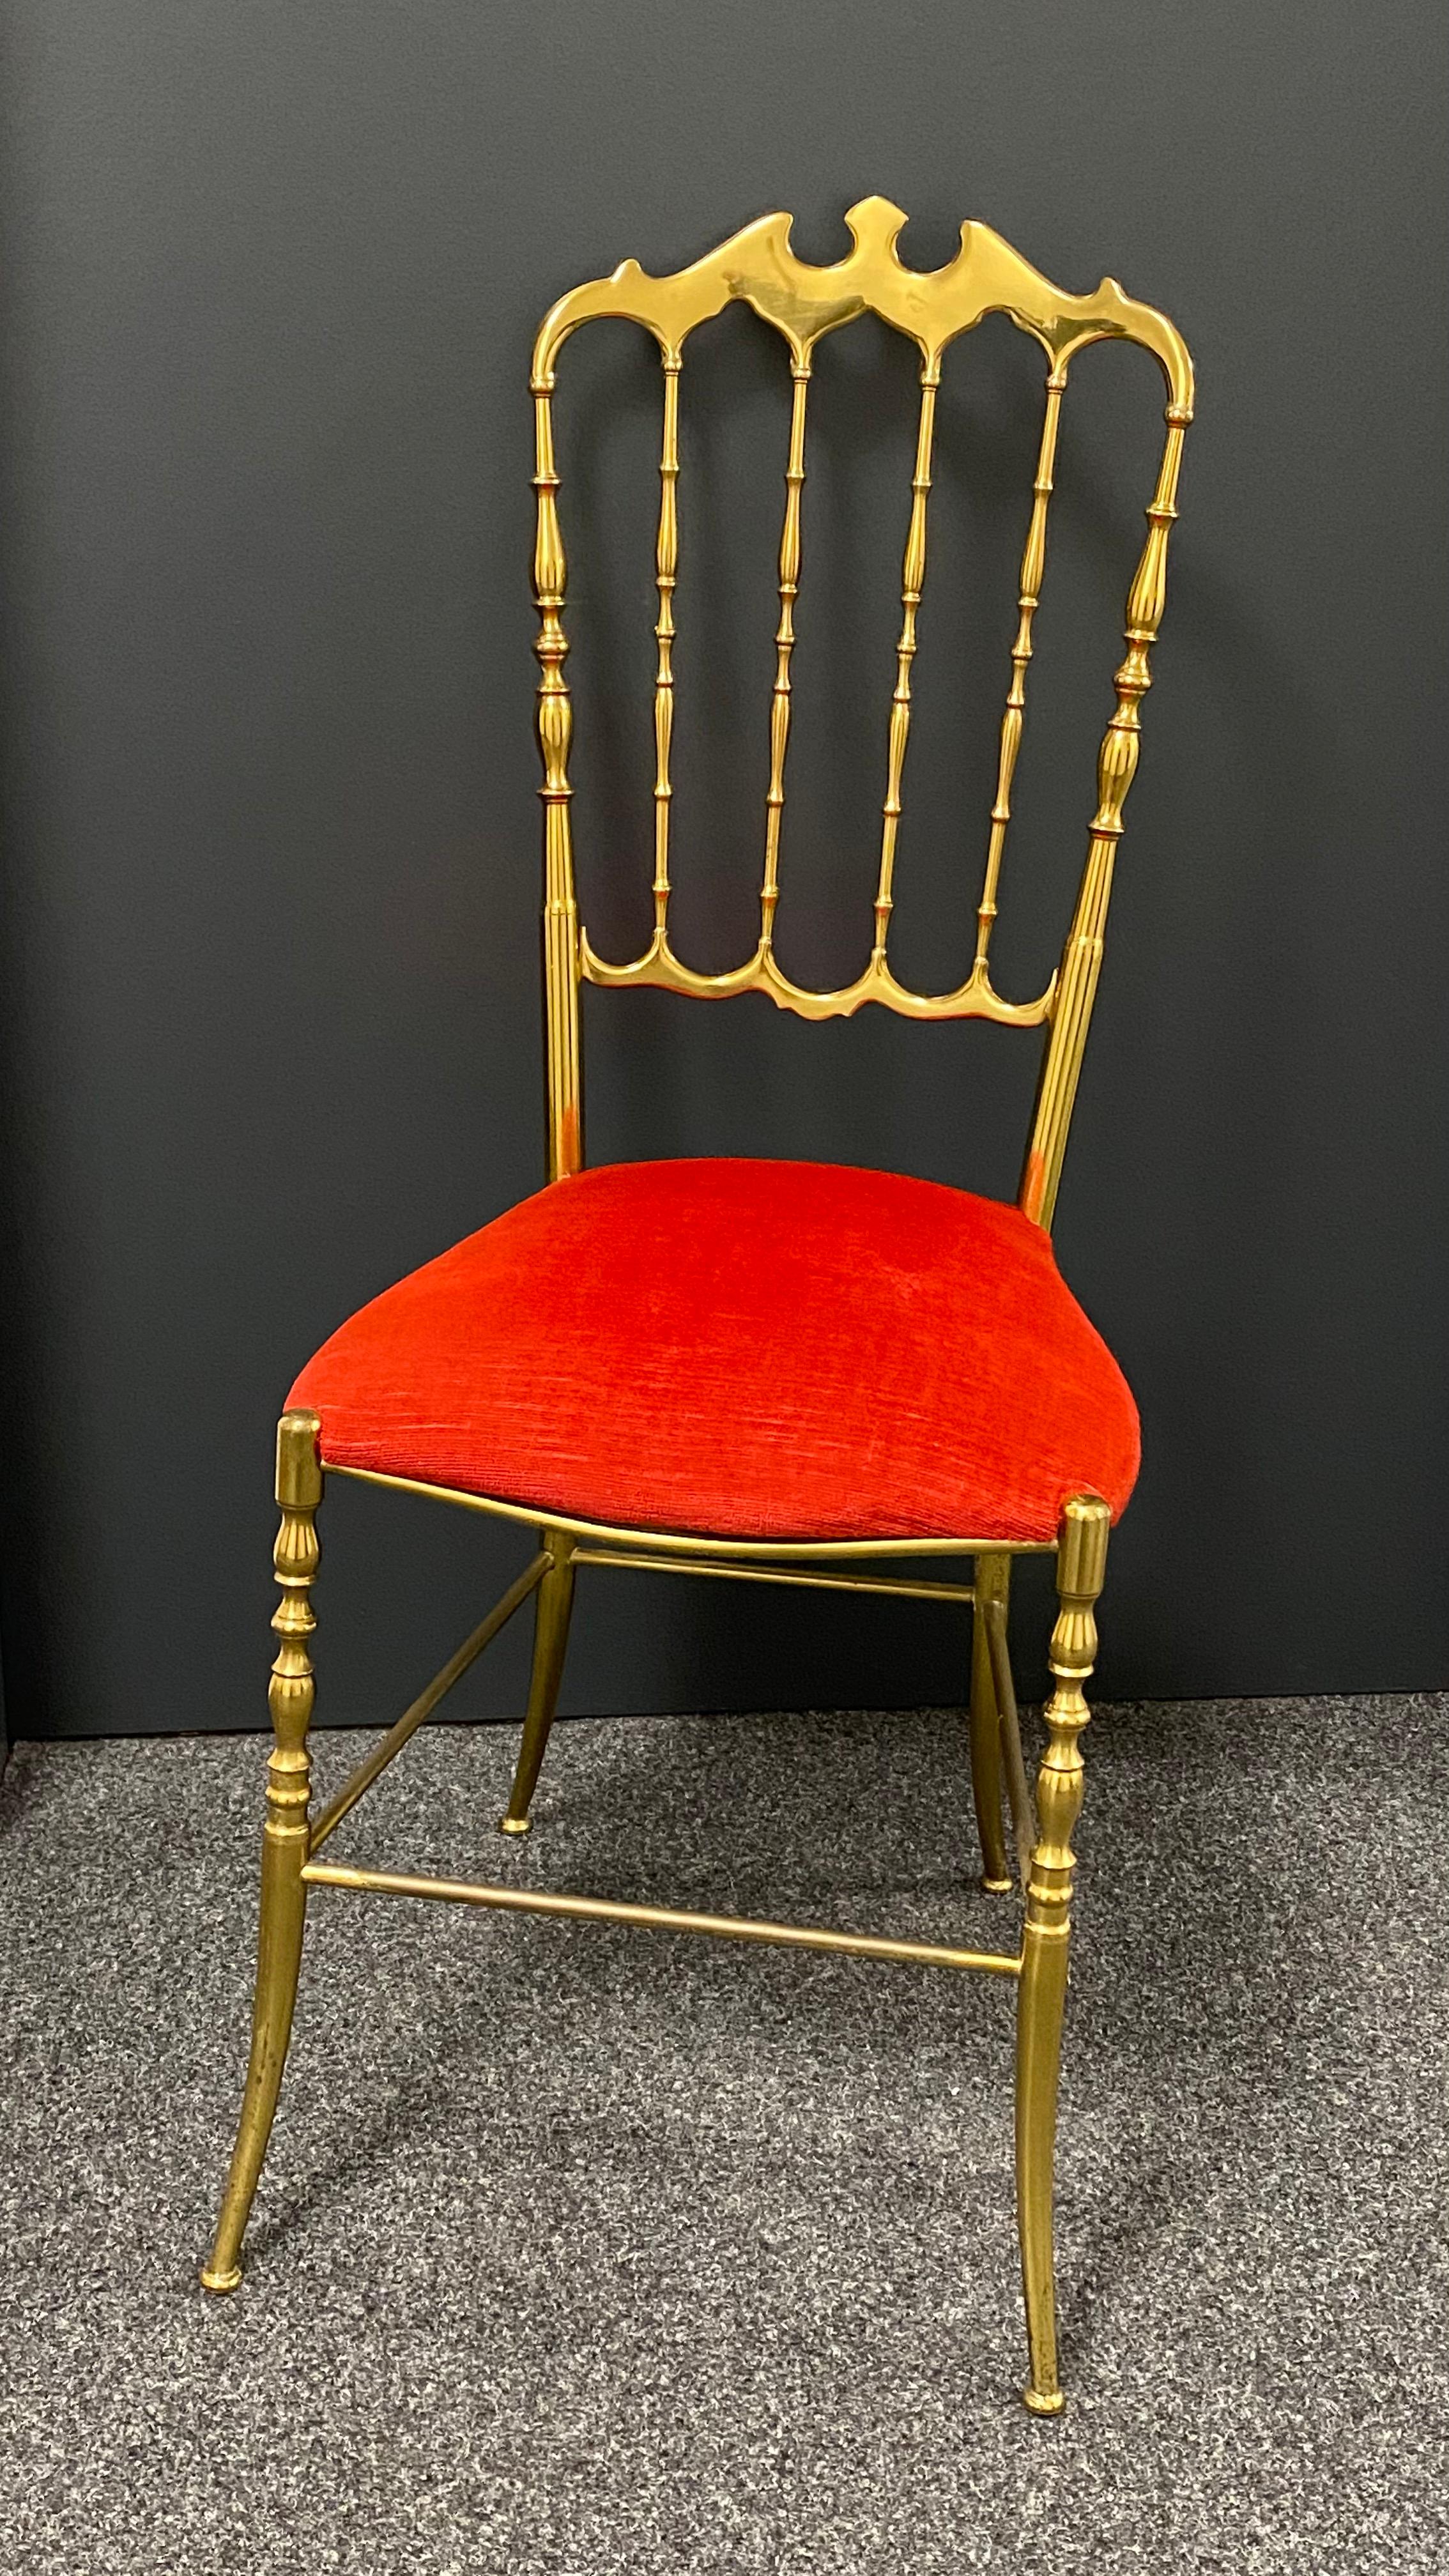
[{"x1": 1, "y1": 1, "x2": 1445, "y2": 1738}]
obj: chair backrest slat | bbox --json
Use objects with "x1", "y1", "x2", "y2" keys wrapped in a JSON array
[
  {"x1": 873, "y1": 365, "x2": 940, "y2": 967},
  {"x1": 760, "y1": 362, "x2": 811, "y2": 958},
  {"x1": 651, "y1": 355, "x2": 681, "y2": 940},
  {"x1": 530, "y1": 199, "x2": 1193, "y2": 1219},
  {"x1": 974, "y1": 372, "x2": 1065, "y2": 979}
]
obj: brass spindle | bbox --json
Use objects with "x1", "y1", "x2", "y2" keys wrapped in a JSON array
[
  {"x1": 202, "y1": 1411, "x2": 323, "y2": 2292},
  {"x1": 652, "y1": 354, "x2": 682, "y2": 937},
  {"x1": 974, "y1": 372, "x2": 1066, "y2": 971},
  {"x1": 758, "y1": 362, "x2": 811, "y2": 959},
  {"x1": 1016, "y1": 1494, "x2": 1110, "y2": 2412},
  {"x1": 1021, "y1": 403, "x2": 1190, "y2": 1227},
  {"x1": 533, "y1": 385, "x2": 583, "y2": 1179},
  {"x1": 871, "y1": 365, "x2": 939, "y2": 965}
]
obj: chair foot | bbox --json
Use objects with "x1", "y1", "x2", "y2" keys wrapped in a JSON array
[
  {"x1": 981, "y1": 1873, "x2": 1013, "y2": 1895},
  {"x1": 199, "y1": 2262, "x2": 243, "y2": 2296},
  {"x1": 1023, "y1": 2386, "x2": 1066, "y2": 2417},
  {"x1": 498, "y1": 1813, "x2": 533, "y2": 1838}
]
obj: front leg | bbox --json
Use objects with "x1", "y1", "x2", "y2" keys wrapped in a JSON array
[
  {"x1": 1014, "y1": 1493, "x2": 1108, "y2": 2414},
  {"x1": 202, "y1": 1409, "x2": 322, "y2": 2292}
]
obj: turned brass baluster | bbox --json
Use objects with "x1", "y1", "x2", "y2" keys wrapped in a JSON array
[
  {"x1": 1016, "y1": 1494, "x2": 1109, "y2": 2412},
  {"x1": 203, "y1": 1410, "x2": 323, "y2": 2292},
  {"x1": 533, "y1": 380, "x2": 582, "y2": 1181},
  {"x1": 757, "y1": 361, "x2": 811, "y2": 963},
  {"x1": 871, "y1": 364, "x2": 939, "y2": 967},
  {"x1": 1020, "y1": 402, "x2": 1190, "y2": 1227},
  {"x1": 651, "y1": 353, "x2": 682, "y2": 940},
  {"x1": 974, "y1": 372, "x2": 1065, "y2": 973}
]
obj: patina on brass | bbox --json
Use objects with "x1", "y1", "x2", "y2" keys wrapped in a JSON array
[{"x1": 204, "y1": 203, "x2": 1192, "y2": 2415}]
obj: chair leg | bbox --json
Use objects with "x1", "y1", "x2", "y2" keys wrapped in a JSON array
[
  {"x1": 969, "y1": 1554, "x2": 1013, "y2": 1892},
  {"x1": 983, "y1": 1589, "x2": 1038, "y2": 1896},
  {"x1": 499, "y1": 1528, "x2": 576, "y2": 1836},
  {"x1": 202, "y1": 1410, "x2": 322, "y2": 2294},
  {"x1": 1015, "y1": 1494, "x2": 1108, "y2": 2415}
]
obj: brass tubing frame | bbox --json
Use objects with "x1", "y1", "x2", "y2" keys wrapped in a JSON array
[
  {"x1": 211, "y1": 193, "x2": 1196, "y2": 2413},
  {"x1": 307, "y1": 1552, "x2": 551, "y2": 1856},
  {"x1": 302, "y1": 1860, "x2": 1023, "y2": 1977},
  {"x1": 326, "y1": 1462, "x2": 1053, "y2": 1563},
  {"x1": 574, "y1": 1546, "x2": 975, "y2": 1606}
]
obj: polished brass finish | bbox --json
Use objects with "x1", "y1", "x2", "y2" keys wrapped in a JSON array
[
  {"x1": 762, "y1": 363, "x2": 811, "y2": 941},
  {"x1": 650, "y1": 356, "x2": 681, "y2": 937},
  {"x1": 500, "y1": 1528, "x2": 578, "y2": 1835},
  {"x1": 533, "y1": 196, "x2": 1190, "y2": 399},
  {"x1": 1019, "y1": 406, "x2": 1190, "y2": 1227},
  {"x1": 873, "y1": 365, "x2": 939, "y2": 967},
  {"x1": 1015, "y1": 1495, "x2": 1109, "y2": 2412},
  {"x1": 976, "y1": 379, "x2": 1064, "y2": 977},
  {"x1": 534, "y1": 379, "x2": 582, "y2": 1180},
  {"x1": 309, "y1": 1553, "x2": 550, "y2": 1857},
  {"x1": 532, "y1": 192, "x2": 1192, "y2": 1146},
  {"x1": 205, "y1": 208, "x2": 1189, "y2": 2411},
  {"x1": 969, "y1": 1552, "x2": 1013, "y2": 1892},
  {"x1": 202, "y1": 1411, "x2": 323, "y2": 2293},
  {"x1": 574, "y1": 1546, "x2": 976, "y2": 1606},
  {"x1": 303, "y1": 1860, "x2": 1023, "y2": 1978},
  {"x1": 328, "y1": 1461, "x2": 1051, "y2": 1563}
]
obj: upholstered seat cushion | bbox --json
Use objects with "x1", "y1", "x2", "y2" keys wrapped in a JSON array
[{"x1": 289, "y1": 1158, "x2": 1138, "y2": 1544}]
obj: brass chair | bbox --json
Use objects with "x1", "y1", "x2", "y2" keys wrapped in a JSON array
[{"x1": 201, "y1": 199, "x2": 1193, "y2": 2414}]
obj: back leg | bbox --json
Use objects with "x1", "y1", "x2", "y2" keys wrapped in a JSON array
[
  {"x1": 969, "y1": 1553, "x2": 1013, "y2": 1891},
  {"x1": 499, "y1": 1528, "x2": 577, "y2": 1836},
  {"x1": 983, "y1": 1583, "x2": 1038, "y2": 1895}
]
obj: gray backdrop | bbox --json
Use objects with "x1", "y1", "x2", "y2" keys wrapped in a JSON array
[{"x1": 1, "y1": 1, "x2": 1445, "y2": 1738}]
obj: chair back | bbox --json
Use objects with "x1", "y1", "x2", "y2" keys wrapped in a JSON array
[{"x1": 530, "y1": 198, "x2": 1193, "y2": 1223}]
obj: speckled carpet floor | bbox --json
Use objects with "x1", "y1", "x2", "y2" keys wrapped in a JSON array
[{"x1": 1, "y1": 1694, "x2": 1445, "y2": 2575}]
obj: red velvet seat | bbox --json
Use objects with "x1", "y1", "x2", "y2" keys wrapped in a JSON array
[{"x1": 290, "y1": 1158, "x2": 1138, "y2": 1544}]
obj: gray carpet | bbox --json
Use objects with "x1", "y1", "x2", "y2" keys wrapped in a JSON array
[{"x1": 1, "y1": 1694, "x2": 1445, "y2": 2574}]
